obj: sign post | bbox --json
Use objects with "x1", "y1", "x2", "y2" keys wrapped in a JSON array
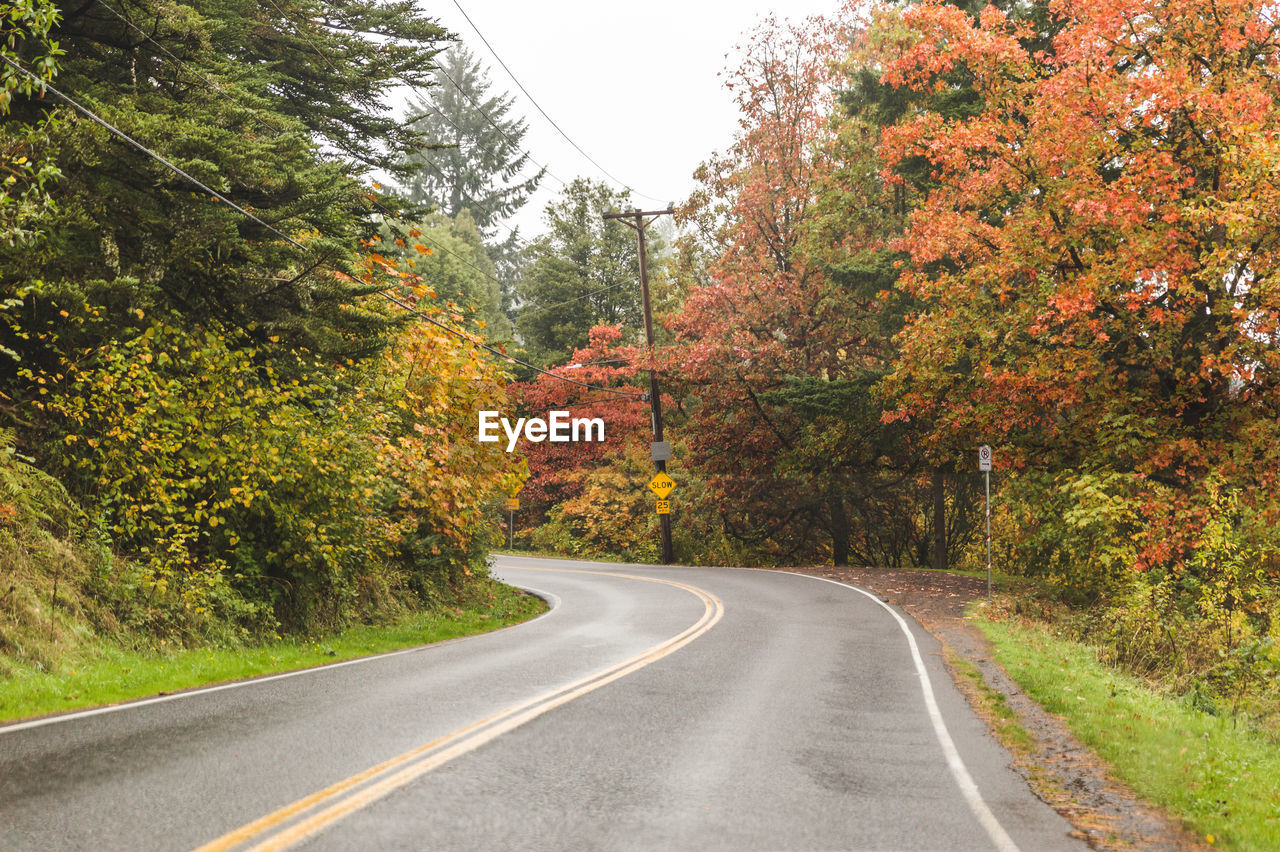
[
  {"x1": 504, "y1": 497, "x2": 519, "y2": 550},
  {"x1": 978, "y1": 445, "x2": 992, "y2": 602}
]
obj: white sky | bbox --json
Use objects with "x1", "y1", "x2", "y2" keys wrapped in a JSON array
[{"x1": 412, "y1": 0, "x2": 843, "y2": 241}]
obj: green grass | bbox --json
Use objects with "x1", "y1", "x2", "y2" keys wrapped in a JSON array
[
  {"x1": 947, "y1": 651, "x2": 1036, "y2": 753},
  {"x1": 978, "y1": 613, "x2": 1280, "y2": 851},
  {"x1": 0, "y1": 582, "x2": 545, "y2": 724}
]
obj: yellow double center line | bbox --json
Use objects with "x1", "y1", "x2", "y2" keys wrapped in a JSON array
[{"x1": 193, "y1": 567, "x2": 724, "y2": 852}]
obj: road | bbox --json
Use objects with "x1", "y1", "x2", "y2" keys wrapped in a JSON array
[{"x1": 1, "y1": 556, "x2": 1086, "y2": 851}]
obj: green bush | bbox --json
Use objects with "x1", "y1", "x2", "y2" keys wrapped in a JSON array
[{"x1": 988, "y1": 468, "x2": 1145, "y2": 605}]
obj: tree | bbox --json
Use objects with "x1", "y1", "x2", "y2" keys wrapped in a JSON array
[
  {"x1": 512, "y1": 325, "x2": 649, "y2": 506},
  {"x1": 669, "y1": 13, "x2": 917, "y2": 567},
  {"x1": 878, "y1": 0, "x2": 1280, "y2": 577},
  {"x1": 399, "y1": 43, "x2": 543, "y2": 310},
  {"x1": 0, "y1": 0, "x2": 62, "y2": 247},
  {"x1": 0, "y1": 0, "x2": 453, "y2": 383},
  {"x1": 381, "y1": 209, "x2": 509, "y2": 340},
  {"x1": 514, "y1": 179, "x2": 646, "y2": 367},
  {"x1": 400, "y1": 44, "x2": 543, "y2": 234},
  {"x1": 0, "y1": 1, "x2": 537, "y2": 632}
]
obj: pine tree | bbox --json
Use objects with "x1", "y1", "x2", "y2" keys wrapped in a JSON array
[{"x1": 400, "y1": 44, "x2": 543, "y2": 236}]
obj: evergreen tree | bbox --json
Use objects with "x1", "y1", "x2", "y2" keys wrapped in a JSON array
[
  {"x1": 514, "y1": 179, "x2": 646, "y2": 368},
  {"x1": 0, "y1": 0, "x2": 453, "y2": 381},
  {"x1": 399, "y1": 44, "x2": 543, "y2": 316},
  {"x1": 400, "y1": 44, "x2": 543, "y2": 234}
]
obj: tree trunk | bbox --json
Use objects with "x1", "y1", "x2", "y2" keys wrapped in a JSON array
[
  {"x1": 932, "y1": 469, "x2": 946, "y2": 571},
  {"x1": 830, "y1": 495, "x2": 850, "y2": 567}
]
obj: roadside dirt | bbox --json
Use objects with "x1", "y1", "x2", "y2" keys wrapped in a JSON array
[{"x1": 779, "y1": 565, "x2": 1210, "y2": 852}]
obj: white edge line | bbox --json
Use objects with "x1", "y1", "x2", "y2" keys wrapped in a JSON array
[
  {"x1": 0, "y1": 584, "x2": 559, "y2": 736},
  {"x1": 752, "y1": 569, "x2": 1021, "y2": 852}
]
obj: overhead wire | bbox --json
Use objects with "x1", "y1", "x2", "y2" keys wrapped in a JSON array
[
  {"x1": 365, "y1": 197, "x2": 633, "y2": 328},
  {"x1": 239, "y1": 3, "x2": 537, "y2": 260},
  {"x1": 515, "y1": 282, "x2": 628, "y2": 316},
  {"x1": 433, "y1": 64, "x2": 570, "y2": 192},
  {"x1": 0, "y1": 55, "x2": 307, "y2": 252},
  {"x1": 46, "y1": 7, "x2": 641, "y2": 375},
  {"x1": 94, "y1": 3, "x2": 525, "y2": 301},
  {"x1": 448, "y1": 0, "x2": 670, "y2": 205},
  {"x1": 260, "y1": 0, "x2": 343, "y2": 75},
  {"x1": 2, "y1": 56, "x2": 645, "y2": 401},
  {"x1": 97, "y1": 1, "x2": 288, "y2": 141}
]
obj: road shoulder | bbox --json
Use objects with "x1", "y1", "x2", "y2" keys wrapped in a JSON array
[{"x1": 779, "y1": 565, "x2": 1209, "y2": 852}]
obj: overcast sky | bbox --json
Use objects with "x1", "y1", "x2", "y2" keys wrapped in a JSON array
[{"x1": 411, "y1": 0, "x2": 843, "y2": 241}]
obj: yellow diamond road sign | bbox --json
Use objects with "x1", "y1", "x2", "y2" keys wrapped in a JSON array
[{"x1": 648, "y1": 471, "x2": 676, "y2": 499}]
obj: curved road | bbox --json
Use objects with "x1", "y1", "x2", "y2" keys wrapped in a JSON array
[{"x1": 1, "y1": 556, "x2": 1085, "y2": 851}]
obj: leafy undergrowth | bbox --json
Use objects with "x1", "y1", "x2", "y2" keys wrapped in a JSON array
[
  {"x1": 0, "y1": 579, "x2": 545, "y2": 724},
  {"x1": 978, "y1": 613, "x2": 1280, "y2": 851}
]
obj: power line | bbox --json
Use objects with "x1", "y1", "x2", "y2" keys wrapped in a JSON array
[
  {"x1": 516, "y1": 282, "x2": 627, "y2": 317},
  {"x1": 49, "y1": 13, "x2": 637, "y2": 338},
  {"x1": 194, "y1": 0, "x2": 547, "y2": 253},
  {"x1": 522, "y1": 396, "x2": 643, "y2": 415},
  {"x1": 449, "y1": 0, "x2": 670, "y2": 205},
  {"x1": 4, "y1": 56, "x2": 644, "y2": 401},
  {"x1": 94, "y1": 4, "x2": 522, "y2": 271},
  {"x1": 378, "y1": 294, "x2": 644, "y2": 397},
  {"x1": 261, "y1": 0, "x2": 342, "y2": 75},
  {"x1": 82, "y1": 8, "x2": 523, "y2": 299},
  {"x1": 434, "y1": 64, "x2": 571, "y2": 192}
]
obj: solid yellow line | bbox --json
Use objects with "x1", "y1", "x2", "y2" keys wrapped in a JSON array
[
  {"x1": 189, "y1": 712, "x2": 501, "y2": 852},
  {"x1": 191, "y1": 567, "x2": 723, "y2": 852}
]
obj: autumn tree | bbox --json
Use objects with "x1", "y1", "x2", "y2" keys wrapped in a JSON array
[
  {"x1": 510, "y1": 325, "x2": 650, "y2": 540},
  {"x1": 0, "y1": 0, "x2": 62, "y2": 248},
  {"x1": 0, "y1": 1, "x2": 530, "y2": 634},
  {"x1": 670, "y1": 14, "x2": 900, "y2": 566},
  {"x1": 878, "y1": 0, "x2": 1280, "y2": 592},
  {"x1": 380, "y1": 209, "x2": 509, "y2": 339}
]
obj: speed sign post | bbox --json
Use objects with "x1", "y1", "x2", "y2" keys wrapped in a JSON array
[{"x1": 978, "y1": 445, "x2": 993, "y2": 602}]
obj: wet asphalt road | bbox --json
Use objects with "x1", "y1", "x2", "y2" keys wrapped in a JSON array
[{"x1": 0, "y1": 556, "x2": 1086, "y2": 851}]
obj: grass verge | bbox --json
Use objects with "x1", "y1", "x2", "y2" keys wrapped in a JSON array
[
  {"x1": 0, "y1": 580, "x2": 545, "y2": 724},
  {"x1": 978, "y1": 613, "x2": 1280, "y2": 851},
  {"x1": 946, "y1": 650, "x2": 1036, "y2": 755}
]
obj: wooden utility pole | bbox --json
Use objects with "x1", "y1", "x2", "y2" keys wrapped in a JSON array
[{"x1": 604, "y1": 206, "x2": 675, "y2": 564}]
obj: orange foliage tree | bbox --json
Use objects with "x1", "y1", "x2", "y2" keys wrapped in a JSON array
[
  {"x1": 879, "y1": 0, "x2": 1280, "y2": 579},
  {"x1": 667, "y1": 12, "x2": 936, "y2": 566}
]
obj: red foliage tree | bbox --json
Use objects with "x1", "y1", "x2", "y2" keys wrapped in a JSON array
[{"x1": 511, "y1": 326, "x2": 650, "y2": 515}]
